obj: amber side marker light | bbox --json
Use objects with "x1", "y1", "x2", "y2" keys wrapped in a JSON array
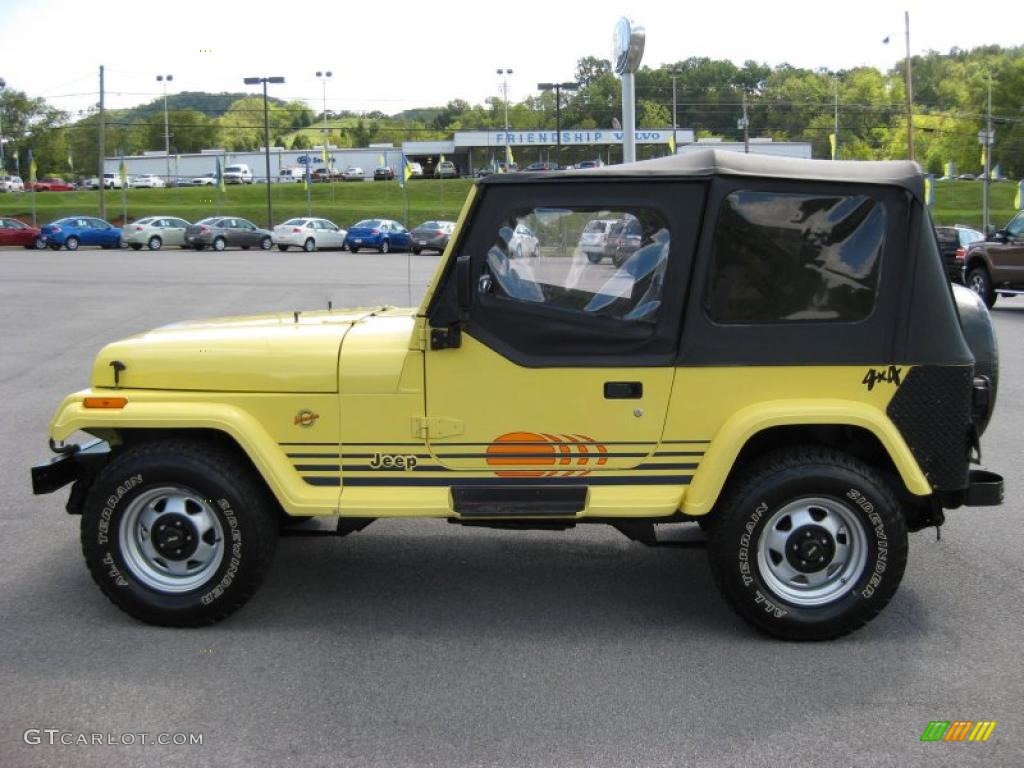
[{"x1": 83, "y1": 397, "x2": 128, "y2": 409}]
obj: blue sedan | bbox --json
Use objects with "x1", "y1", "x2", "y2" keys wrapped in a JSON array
[
  {"x1": 344, "y1": 219, "x2": 412, "y2": 253},
  {"x1": 41, "y1": 216, "x2": 122, "y2": 250}
]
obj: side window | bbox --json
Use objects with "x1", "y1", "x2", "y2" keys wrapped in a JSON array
[
  {"x1": 707, "y1": 191, "x2": 886, "y2": 323},
  {"x1": 1007, "y1": 213, "x2": 1024, "y2": 237},
  {"x1": 484, "y1": 207, "x2": 671, "y2": 324}
]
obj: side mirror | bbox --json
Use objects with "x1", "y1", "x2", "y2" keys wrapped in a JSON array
[{"x1": 456, "y1": 254, "x2": 472, "y2": 310}]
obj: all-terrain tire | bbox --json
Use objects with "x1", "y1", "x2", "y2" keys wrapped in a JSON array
[
  {"x1": 80, "y1": 440, "x2": 278, "y2": 627},
  {"x1": 707, "y1": 446, "x2": 908, "y2": 641}
]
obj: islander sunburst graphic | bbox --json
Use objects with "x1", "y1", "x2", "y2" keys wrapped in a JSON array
[{"x1": 484, "y1": 432, "x2": 608, "y2": 477}]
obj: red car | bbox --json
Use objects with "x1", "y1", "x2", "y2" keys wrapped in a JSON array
[
  {"x1": 0, "y1": 217, "x2": 44, "y2": 248},
  {"x1": 30, "y1": 177, "x2": 76, "y2": 192}
]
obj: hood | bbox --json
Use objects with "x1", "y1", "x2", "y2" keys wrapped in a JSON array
[{"x1": 91, "y1": 307, "x2": 385, "y2": 393}]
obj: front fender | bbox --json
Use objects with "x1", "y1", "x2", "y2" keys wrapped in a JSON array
[
  {"x1": 682, "y1": 398, "x2": 931, "y2": 517},
  {"x1": 47, "y1": 390, "x2": 339, "y2": 516}
]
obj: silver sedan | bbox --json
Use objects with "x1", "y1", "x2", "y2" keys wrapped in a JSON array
[
  {"x1": 272, "y1": 218, "x2": 348, "y2": 252},
  {"x1": 123, "y1": 216, "x2": 191, "y2": 251}
]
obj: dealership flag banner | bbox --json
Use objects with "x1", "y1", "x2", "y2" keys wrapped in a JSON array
[
  {"x1": 945, "y1": 160, "x2": 955, "y2": 178},
  {"x1": 924, "y1": 175, "x2": 935, "y2": 207},
  {"x1": 27, "y1": 149, "x2": 36, "y2": 184},
  {"x1": 1015, "y1": 181, "x2": 1022, "y2": 210},
  {"x1": 668, "y1": 133, "x2": 676, "y2": 155},
  {"x1": 215, "y1": 157, "x2": 225, "y2": 192},
  {"x1": 828, "y1": 133, "x2": 836, "y2": 160}
]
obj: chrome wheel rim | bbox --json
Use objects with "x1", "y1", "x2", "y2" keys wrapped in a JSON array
[
  {"x1": 969, "y1": 273, "x2": 986, "y2": 296},
  {"x1": 756, "y1": 497, "x2": 868, "y2": 607},
  {"x1": 119, "y1": 486, "x2": 225, "y2": 593}
]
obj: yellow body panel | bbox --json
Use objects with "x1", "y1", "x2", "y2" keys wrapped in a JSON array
[{"x1": 665, "y1": 367, "x2": 930, "y2": 515}]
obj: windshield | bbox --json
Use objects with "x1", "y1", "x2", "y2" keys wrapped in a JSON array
[{"x1": 282, "y1": 219, "x2": 308, "y2": 226}]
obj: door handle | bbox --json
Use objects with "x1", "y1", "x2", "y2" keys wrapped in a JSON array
[{"x1": 604, "y1": 381, "x2": 643, "y2": 399}]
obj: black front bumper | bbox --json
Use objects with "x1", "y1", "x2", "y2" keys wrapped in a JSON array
[{"x1": 31, "y1": 439, "x2": 111, "y2": 495}]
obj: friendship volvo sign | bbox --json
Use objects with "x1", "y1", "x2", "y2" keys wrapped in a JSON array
[{"x1": 454, "y1": 129, "x2": 693, "y2": 148}]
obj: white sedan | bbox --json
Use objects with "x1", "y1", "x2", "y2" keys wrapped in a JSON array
[
  {"x1": 123, "y1": 216, "x2": 191, "y2": 251},
  {"x1": 272, "y1": 218, "x2": 348, "y2": 252},
  {"x1": 131, "y1": 174, "x2": 166, "y2": 188},
  {"x1": 342, "y1": 167, "x2": 365, "y2": 182}
]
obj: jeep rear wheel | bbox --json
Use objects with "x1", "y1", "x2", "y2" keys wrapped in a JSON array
[
  {"x1": 80, "y1": 440, "x2": 277, "y2": 627},
  {"x1": 707, "y1": 447, "x2": 907, "y2": 641}
]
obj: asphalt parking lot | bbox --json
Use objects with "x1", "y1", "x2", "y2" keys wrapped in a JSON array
[{"x1": 1, "y1": 247, "x2": 1021, "y2": 767}]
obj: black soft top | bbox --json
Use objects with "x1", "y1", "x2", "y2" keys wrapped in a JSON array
[{"x1": 483, "y1": 148, "x2": 924, "y2": 201}]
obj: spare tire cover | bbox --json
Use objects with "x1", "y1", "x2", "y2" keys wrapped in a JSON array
[{"x1": 952, "y1": 283, "x2": 999, "y2": 435}]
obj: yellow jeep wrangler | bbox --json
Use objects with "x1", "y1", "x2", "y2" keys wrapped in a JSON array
[{"x1": 31, "y1": 150, "x2": 1004, "y2": 639}]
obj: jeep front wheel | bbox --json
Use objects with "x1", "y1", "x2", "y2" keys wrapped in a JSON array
[
  {"x1": 80, "y1": 440, "x2": 277, "y2": 626},
  {"x1": 707, "y1": 447, "x2": 907, "y2": 640}
]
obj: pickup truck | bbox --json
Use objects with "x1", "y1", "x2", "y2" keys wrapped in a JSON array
[{"x1": 963, "y1": 211, "x2": 1024, "y2": 306}]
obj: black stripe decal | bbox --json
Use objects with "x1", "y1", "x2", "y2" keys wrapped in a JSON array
[
  {"x1": 341, "y1": 475, "x2": 692, "y2": 487},
  {"x1": 661, "y1": 440, "x2": 712, "y2": 444},
  {"x1": 295, "y1": 464, "x2": 341, "y2": 472},
  {"x1": 638, "y1": 462, "x2": 699, "y2": 471},
  {"x1": 654, "y1": 451, "x2": 705, "y2": 457},
  {"x1": 287, "y1": 452, "x2": 342, "y2": 458},
  {"x1": 430, "y1": 441, "x2": 659, "y2": 447},
  {"x1": 341, "y1": 442, "x2": 426, "y2": 447},
  {"x1": 303, "y1": 476, "x2": 341, "y2": 486},
  {"x1": 341, "y1": 464, "x2": 449, "y2": 472},
  {"x1": 432, "y1": 451, "x2": 651, "y2": 459},
  {"x1": 344, "y1": 453, "x2": 433, "y2": 460},
  {"x1": 280, "y1": 442, "x2": 340, "y2": 446}
]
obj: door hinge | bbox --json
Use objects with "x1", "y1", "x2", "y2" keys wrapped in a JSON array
[
  {"x1": 430, "y1": 324, "x2": 462, "y2": 350},
  {"x1": 412, "y1": 417, "x2": 465, "y2": 439}
]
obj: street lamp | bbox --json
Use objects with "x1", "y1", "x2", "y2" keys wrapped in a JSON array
[
  {"x1": 536, "y1": 81, "x2": 578, "y2": 162},
  {"x1": 315, "y1": 70, "x2": 332, "y2": 172},
  {"x1": 243, "y1": 75, "x2": 285, "y2": 228},
  {"x1": 497, "y1": 68, "x2": 513, "y2": 169},
  {"x1": 156, "y1": 74, "x2": 173, "y2": 182}
]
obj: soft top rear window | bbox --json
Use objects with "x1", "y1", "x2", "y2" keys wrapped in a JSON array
[{"x1": 707, "y1": 190, "x2": 886, "y2": 324}]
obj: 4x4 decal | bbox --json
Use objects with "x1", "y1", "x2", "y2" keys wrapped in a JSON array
[
  {"x1": 862, "y1": 365, "x2": 902, "y2": 391},
  {"x1": 485, "y1": 432, "x2": 608, "y2": 477}
]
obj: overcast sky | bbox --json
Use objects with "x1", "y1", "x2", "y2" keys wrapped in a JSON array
[{"x1": 1, "y1": 0, "x2": 1020, "y2": 118}]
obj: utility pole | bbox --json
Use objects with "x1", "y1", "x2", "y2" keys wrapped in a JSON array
[
  {"x1": 982, "y1": 76, "x2": 993, "y2": 234},
  {"x1": 833, "y1": 76, "x2": 839, "y2": 160},
  {"x1": 0, "y1": 77, "x2": 7, "y2": 176},
  {"x1": 98, "y1": 65, "x2": 106, "y2": 220},
  {"x1": 671, "y1": 74, "x2": 678, "y2": 156},
  {"x1": 904, "y1": 11, "x2": 914, "y2": 162}
]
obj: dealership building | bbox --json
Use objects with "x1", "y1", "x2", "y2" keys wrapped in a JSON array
[{"x1": 105, "y1": 129, "x2": 810, "y2": 180}]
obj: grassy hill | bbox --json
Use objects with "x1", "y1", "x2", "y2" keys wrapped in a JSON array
[
  {"x1": 0, "y1": 179, "x2": 474, "y2": 229},
  {"x1": 0, "y1": 178, "x2": 1018, "y2": 231}
]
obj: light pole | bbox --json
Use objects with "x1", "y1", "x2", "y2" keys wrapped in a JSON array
[
  {"x1": 243, "y1": 76, "x2": 285, "y2": 229},
  {"x1": 156, "y1": 74, "x2": 173, "y2": 183},
  {"x1": 497, "y1": 68, "x2": 513, "y2": 169},
  {"x1": 0, "y1": 77, "x2": 6, "y2": 175},
  {"x1": 536, "y1": 81, "x2": 578, "y2": 164},
  {"x1": 315, "y1": 70, "x2": 332, "y2": 150}
]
